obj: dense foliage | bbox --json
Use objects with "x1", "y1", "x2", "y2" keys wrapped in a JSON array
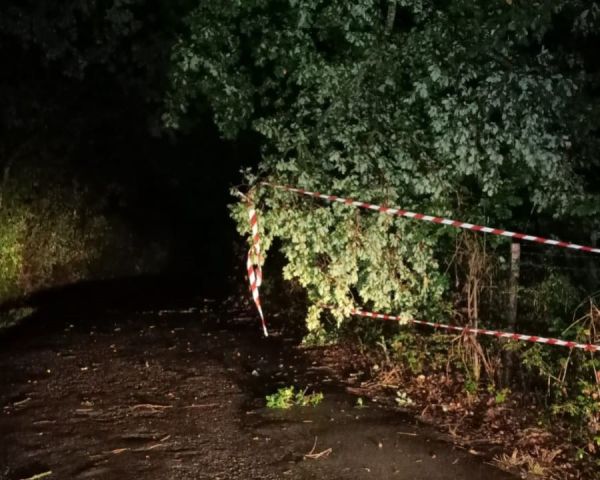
[{"x1": 169, "y1": 0, "x2": 600, "y2": 332}]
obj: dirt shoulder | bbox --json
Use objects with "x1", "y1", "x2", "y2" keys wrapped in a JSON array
[{"x1": 304, "y1": 342, "x2": 599, "y2": 479}]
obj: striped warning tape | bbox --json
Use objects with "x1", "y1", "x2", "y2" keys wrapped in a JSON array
[
  {"x1": 247, "y1": 205, "x2": 268, "y2": 336},
  {"x1": 243, "y1": 182, "x2": 598, "y2": 350},
  {"x1": 352, "y1": 309, "x2": 599, "y2": 352},
  {"x1": 262, "y1": 183, "x2": 600, "y2": 255}
]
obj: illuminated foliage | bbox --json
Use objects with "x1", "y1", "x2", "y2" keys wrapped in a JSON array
[{"x1": 168, "y1": 0, "x2": 599, "y2": 335}]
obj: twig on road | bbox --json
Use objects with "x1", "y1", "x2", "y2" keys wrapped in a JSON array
[
  {"x1": 130, "y1": 404, "x2": 172, "y2": 411},
  {"x1": 304, "y1": 437, "x2": 332, "y2": 460},
  {"x1": 19, "y1": 472, "x2": 52, "y2": 480}
]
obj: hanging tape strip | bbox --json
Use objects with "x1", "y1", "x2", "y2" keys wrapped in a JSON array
[
  {"x1": 262, "y1": 182, "x2": 600, "y2": 255},
  {"x1": 247, "y1": 205, "x2": 268, "y2": 336}
]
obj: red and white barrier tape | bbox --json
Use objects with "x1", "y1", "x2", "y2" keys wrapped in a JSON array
[
  {"x1": 263, "y1": 183, "x2": 600, "y2": 255},
  {"x1": 352, "y1": 309, "x2": 599, "y2": 352},
  {"x1": 247, "y1": 206, "x2": 268, "y2": 336},
  {"x1": 243, "y1": 183, "x2": 598, "y2": 351}
]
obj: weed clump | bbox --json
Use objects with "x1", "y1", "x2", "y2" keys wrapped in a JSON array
[{"x1": 266, "y1": 386, "x2": 324, "y2": 409}]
